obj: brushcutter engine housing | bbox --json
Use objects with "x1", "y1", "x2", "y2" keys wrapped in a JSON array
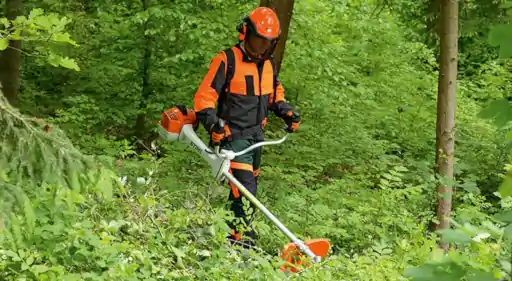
[
  {"x1": 158, "y1": 104, "x2": 231, "y2": 182},
  {"x1": 159, "y1": 104, "x2": 199, "y2": 142}
]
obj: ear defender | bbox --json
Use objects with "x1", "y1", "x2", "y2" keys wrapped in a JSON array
[
  {"x1": 238, "y1": 25, "x2": 246, "y2": 41},
  {"x1": 237, "y1": 16, "x2": 249, "y2": 41}
]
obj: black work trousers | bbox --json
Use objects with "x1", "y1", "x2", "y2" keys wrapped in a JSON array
[{"x1": 221, "y1": 138, "x2": 262, "y2": 245}]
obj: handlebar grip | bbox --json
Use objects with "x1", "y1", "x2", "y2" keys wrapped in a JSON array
[
  {"x1": 217, "y1": 119, "x2": 225, "y2": 129},
  {"x1": 211, "y1": 119, "x2": 225, "y2": 149}
]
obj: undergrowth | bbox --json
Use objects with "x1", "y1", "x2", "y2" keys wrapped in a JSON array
[{"x1": 2, "y1": 0, "x2": 512, "y2": 280}]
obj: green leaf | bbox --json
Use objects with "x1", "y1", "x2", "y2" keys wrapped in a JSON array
[
  {"x1": 198, "y1": 250, "x2": 211, "y2": 257},
  {"x1": 459, "y1": 182, "x2": 479, "y2": 193},
  {"x1": 0, "y1": 18, "x2": 9, "y2": 28},
  {"x1": 32, "y1": 14, "x2": 53, "y2": 30},
  {"x1": 504, "y1": 224, "x2": 512, "y2": 241},
  {"x1": 488, "y1": 24, "x2": 512, "y2": 58},
  {"x1": 467, "y1": 269, "x2": 499, "y2": 281},
  {"x1": 438, "y1": 229, "x2": 472, "y2": 244},
  {"x1": 171, "y1": 246, "x2": 185, "y2": 258},
  {"x1": 59, "y1": 57, "x2": 80, "y2": 71},
  {"x1": 498, "y1": 172, "x2": 512, "y2": 198},
  {"x1": 499, "y1": 1, "x2": 512, "y2": 9},
  {"x1": 501, "y1": 260, "x2": 512, "y2": 274},
  {"x1": 494, "y1": 210, "x2": 512, "y2": 223},
  {"x1": 28, "y1": 8, "x2": 44, "y2": 20},
  {"x1": 52, "y1": 33, "x2": 79, "y2": 46},
  {"x1": 30, "y1": 264, "x2": 49, "y2": 274},
  {"x1": 394, "y1": 165, "x2": 409, "y2": 172},
  {"x1": 404, "y1": 262, "x2": 466, "y2": 281},
  {"x1": 255, "y1": 255, "x2": 272, "y2": 268},
  {"x1": 96, "y1": 169, "x2": 113, "y2": 200},
  {"x1": 478, "y1": 99, "x2": 512, "y2": 128},
  {"x1": 46, "y1": 53, "x2": 61, "y2": 67},
  {"x1": 483, "y1": 221, "x2": 504, "y2": 237},
  {"x1": 488, "y1": 24, "x2": 510, "y2": 46},
  {"x1": 0, "y1": 38, "x2": 8, "y2": 51},
  {"x1": 403, "y1": 266, "x2": 435, "y2": 281},
  {"x1": 22, "y1": 195, "x2": 36, "y2": 235},
  {"x1": 499, "y1": 40, "x2": 512, "y2": 59},
  {"x1": 26, "y1": 255, "x2": 34, "y2": 266}
]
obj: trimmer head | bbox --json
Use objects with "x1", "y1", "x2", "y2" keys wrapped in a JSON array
[{"x1": 280, "y1": 238, "x2": 331, "y2": 273}]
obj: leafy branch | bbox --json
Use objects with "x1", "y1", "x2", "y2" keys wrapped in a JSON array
[{"x1": 0, "y1": 8, "x2": 81, "y2": 71}]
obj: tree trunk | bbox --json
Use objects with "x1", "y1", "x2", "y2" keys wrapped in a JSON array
[
  {"x1": 0, "y1": 0, "x2": 22, "y2": 106},
  {"x1": 135, "y1": 0, "x2": 152, "y2": 142},
  {"x1": 433, "y1": 0, "x2": 458, "y2": 251},
  {"x1": 259, "y1": 0, "x2": 295, "y2": 74}
]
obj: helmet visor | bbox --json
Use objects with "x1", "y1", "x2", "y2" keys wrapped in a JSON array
[{"x1": 246, "y1": 34, "x2": 273, "y2": 60}]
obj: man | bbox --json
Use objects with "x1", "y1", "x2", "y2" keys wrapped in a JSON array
[{"x1": 193, "y1": 7, "x2": 301, "y2": 248}]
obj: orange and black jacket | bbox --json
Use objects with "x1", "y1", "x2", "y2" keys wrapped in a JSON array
[{"x1": 193, "y1": 44, "x2": 293, "y2": 140}]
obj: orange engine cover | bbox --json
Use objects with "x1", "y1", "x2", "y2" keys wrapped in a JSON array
[{"x1": 161, "y1": 105, "x2": 198, "y2": 137}]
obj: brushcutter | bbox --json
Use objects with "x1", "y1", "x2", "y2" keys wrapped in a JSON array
[{"x1": 157, "y1": 104, "x2": 330, "y2": 272}]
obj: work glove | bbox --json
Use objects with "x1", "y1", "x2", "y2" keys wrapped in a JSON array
[
  {"x1": 209, "y1": 119, "x2": 226, "y2": 146},
  {"x1": 283, "y1": 111, "x2": 301, "y2": 133}
]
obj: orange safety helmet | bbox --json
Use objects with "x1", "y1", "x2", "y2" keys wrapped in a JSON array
[{"x1": 237, "y1": 7, "x2": 281, "y2": 61}]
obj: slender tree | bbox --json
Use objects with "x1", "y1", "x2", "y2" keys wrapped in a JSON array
[
  {"x1": 260, "y1": 0, "x2": 295, "y2": 73},
  {"x1": 0, "y1": 0, "x2": 22, "y2": 106},
  {"x1": 433, "y1": 0, "x2": 458, "y2": 251},
  {"x1": 135, "y1": 0, "x2": 153, "y2": 142}
]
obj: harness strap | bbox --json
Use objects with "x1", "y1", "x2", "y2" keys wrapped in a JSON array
[{"x1": 217, "y1": 48, "x2": 235, "y2": 118}]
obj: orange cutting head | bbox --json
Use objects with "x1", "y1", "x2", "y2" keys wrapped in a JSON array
[
  {"x1": 279, "y1": 239, "x2": 330, "y2": 273},
  {"x1": 160, "y1": 105, "x2": 198, "y2": 140}
]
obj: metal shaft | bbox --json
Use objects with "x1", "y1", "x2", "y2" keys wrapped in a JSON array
[{"x1": 223, "y1": 171, "x2": 320, "y2": 262}]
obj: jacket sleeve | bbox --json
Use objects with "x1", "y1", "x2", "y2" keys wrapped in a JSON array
[
  {"x1": 193, "y1": 52, "x2": 227, "y2": 133},
  {"x1": 268, "y1": 64, "x2": 293, "y2": 118}
]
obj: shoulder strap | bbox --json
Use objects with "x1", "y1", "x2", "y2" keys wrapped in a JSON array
[
  {"x1": 217, "y1": 47, "x2": 236, "y2": 116},
  {"x1": 223, "y1": 47, "x2": 236, "y2": 93},
  {"x1": 269, "y1": 56, "x2": 279, "y2": 104}
]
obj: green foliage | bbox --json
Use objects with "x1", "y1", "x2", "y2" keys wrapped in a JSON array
[
  {"x1": 0, "y1": 8, "x2": 80, "y2": 70},
  {"x1": 401, "y1": 2, "x2": 512, "y2": 280},
  {"x1": 1, "y1": 0, "x2": 512, "y2": 280},
  {"x1": 404, "y1": 216, "x2": 511, "y2": 281},
  {"x1": 16, "y1": 0, "x2": 254, "y2": 148},
  {"x1": 488, "y1": 2, "x2": 512, "y2": 59},
  {"x1": 388, "y1": 0, "x2": 509, "y2": 77},
  {"x1": 0, "y1": 94, "x2": 108, "y2": 201}
]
